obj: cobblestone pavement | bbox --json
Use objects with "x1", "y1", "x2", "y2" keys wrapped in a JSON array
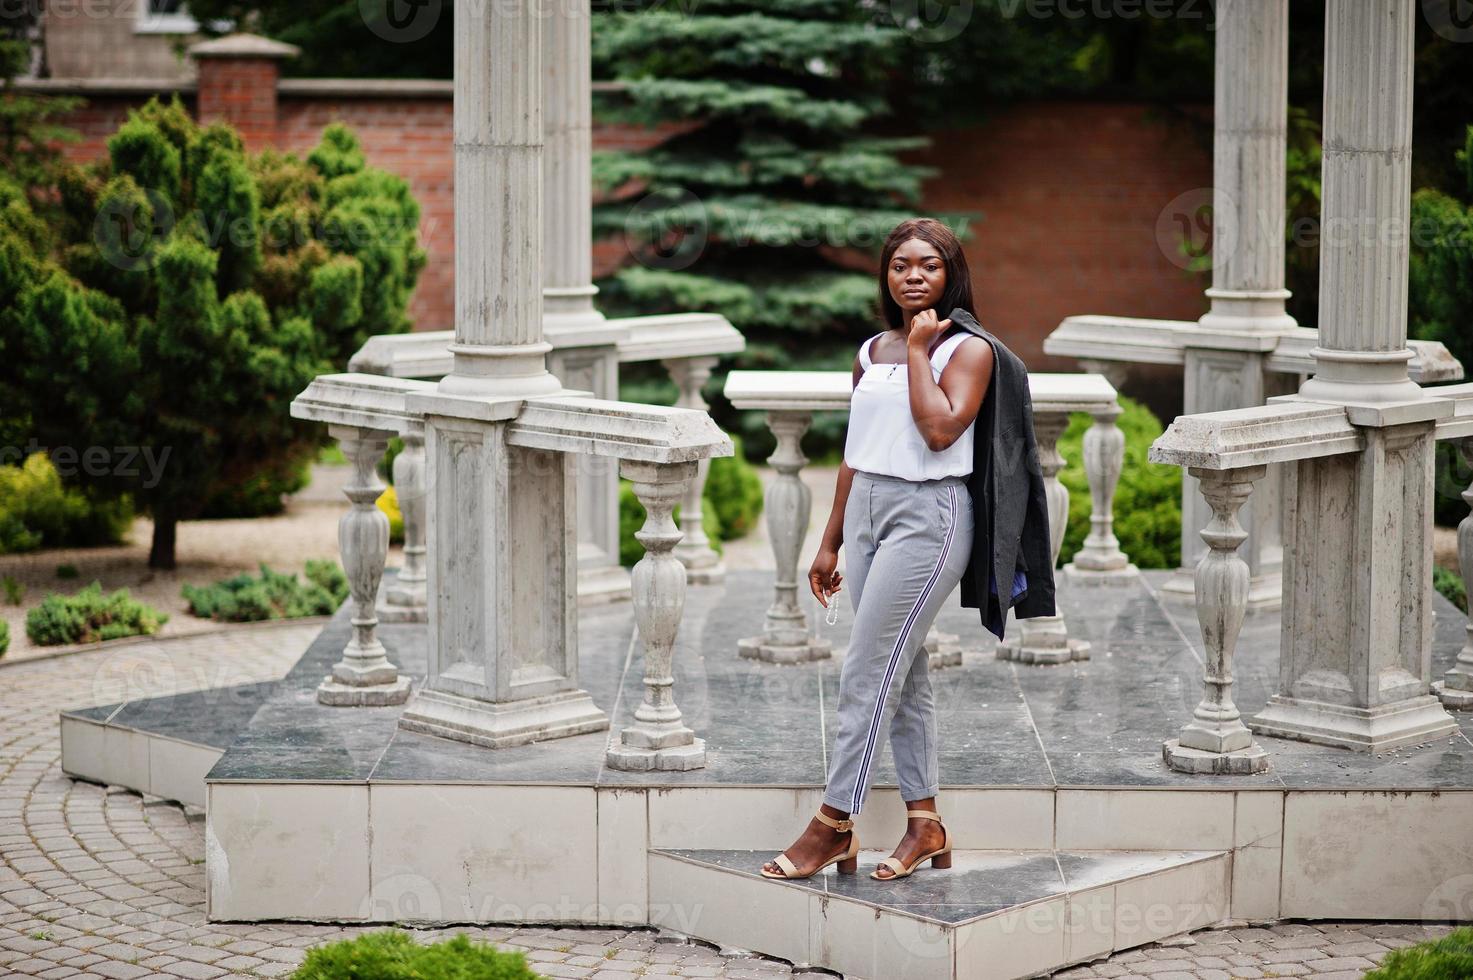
[{"x1": 0, "y1": 629, "x2": 1458, "y2": 979}]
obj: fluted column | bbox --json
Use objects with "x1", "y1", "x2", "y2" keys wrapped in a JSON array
[
  {"x1": 1065, "y1": 402, "x2": 1138, "y2": 584},
  {"x1": 379, "y1": 422, "x2": 427, "y2": 623},
  {"x1": 998, "y1": 410, "x2": 1090, "y2": 664},
  {"x1": 440, "y1": 0, "x2": 559, "y2": 397},
  {"x1": 738, "y1": 411, "x2": 832, "y2": 663},
  {"x1": 663, "y1": 356, "x2": 725, "y2": 584},
  {"x1": 607, "y1": 460, "x2": 707, "y2": 771},
  {"x1": 318, "y1": 425, "x2": 411, "y2": 706},
  {"x1": 1433, "y1": 438, "x2": 1473, "y2": 710},
  {"x1": 1164, "y1": 466, "x2": 1270, "y2": 773}
]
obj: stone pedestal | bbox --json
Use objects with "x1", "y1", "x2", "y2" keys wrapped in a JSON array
[
  {"x1": 738, "y1": 410, "x2": 832, "y2": 663},
  {"x1": 1163, "y1": 465, "x2": 1270, "y2": 774},
  {"x1": 397, "y1": 404, "x2": 609, "y2": 748},
  {"x1": 607, "y1": 460, "x2": 706, "y2": 770},
  {"x1": 318, "y1": 425, "x2": 412, "y2": 706},
  {"x1": 378, "y1": 422, "x2": 428, "y2": 624}
]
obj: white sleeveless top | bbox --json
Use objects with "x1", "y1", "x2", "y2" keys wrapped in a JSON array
[{"x1": 843, "y1": 331, "x2": 979, "y2": 481}]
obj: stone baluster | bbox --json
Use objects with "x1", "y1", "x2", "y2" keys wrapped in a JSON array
[
  {"x1": 607, "y1": 460, "x2": 707, "y2": 770},
  {"x1": 662, "y1": 355, "x2": 725, "y2": 584},
  {"x1": 1434, "y1": 438, "x2": 1473, "y2": 710},
  {"x1": 318, "y1": 425, "x2": 412, "y2": 706},
  {"x1": 1065, "y1": 401, "x2": 1139, "y2": 584},
  {"x1": 998, "y1": 408, "x2": 1091, "y2": 664},
  {"x1": 378, "y1": 421, "x2": 428, "y2": 623},
  {"x1": 738, "y1": 411, "x2": 832, "y2": 663},
  {"x1": 1164, "y1": 465, "x2": 1269, "y2": 773}
]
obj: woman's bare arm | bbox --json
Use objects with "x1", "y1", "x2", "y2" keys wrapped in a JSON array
[{"x1": 906, "y1": 331, "x2": 993, "y2": 452}]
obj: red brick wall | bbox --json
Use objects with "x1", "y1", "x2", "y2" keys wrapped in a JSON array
[
  {"x1": 196, "y1": 59, "x2": 280, "y2": 150},
  {"x1": 46, "y1": 81, "x2": 1212, "y2": 363}
]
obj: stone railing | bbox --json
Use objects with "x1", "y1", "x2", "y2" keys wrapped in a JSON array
[
  {"x1": 291, "y1": 373, "x2": 732, "y2": 771},
  {"x1": 722, "y1": 369, "x2": 1133, "y2": 666},
  {"x1": 346, "y1": 313, "x2": 744, "y2": 599}
]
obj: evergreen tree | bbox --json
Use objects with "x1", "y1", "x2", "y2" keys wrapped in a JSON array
[{"x1": 0, "y1": 96, "x2": 425, "y2": 568}]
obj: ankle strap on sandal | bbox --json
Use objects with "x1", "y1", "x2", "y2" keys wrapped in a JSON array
[
  {"x1": 814, "y1": 810, "x2": 853, "y2": 832},
  {"x1": 906, "y1": 809, "x2": 941, "y2": 821}
]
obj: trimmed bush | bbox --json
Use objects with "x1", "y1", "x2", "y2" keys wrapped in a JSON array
[
  {"x1": 290, "y1": 929, "x2": 539, "y2": 980},
  {"x1": 1365, "y1": 925, "x2": 1473, "y2": 979},
  {"x1": 182, "y1": 562, "x2": 349, "y2": 623},
  {"x1": 0, "y1": 620, "x2": 9, "y2": 657},
  {"x1": 0, "y1": 454, "x2": 133, "y2": 554},
  {"x1": 1057, "y1": 395, "x2": 1182, "y2": 570},
  {"x1": 25, "y1": 583, "x2": 167, "y2": 645}
]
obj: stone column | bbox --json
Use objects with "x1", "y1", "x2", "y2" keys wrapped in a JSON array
[
  {"x1": 542, "y1": 0, "x2": 632, "y2": 604},
  {"x1": 1165, "y1": 0, "x2": 1296, "y2": 610},
  {"x1": 317, "y1": 425, "x2": 411, "y2": 706},
  {"x1": 1251, "y1": 0, "x2": 1457, "y2": 751},
  {"x1": 1434, "y1": 438, "x2": 1473, "y2": 709},
  {"x1": 379, "y1": 422, "x2": 427, "y2": 623},
  {"x1": 998, "y1": 409, "x2": 1090, "y2": 664},
  {"x1": 738, "y1": 411, "x2": 832, "y2": 663},
  {"x1": 1064, "y1": 402, "x2": 1138, "y2": 584},
  {"x1": 398, "y1": 0, "x2": 608, "y2": 747},
  {"x1": 1164, "y1": 466, "x2": 1269, "y2": 773},
  {"x1": 663, "y1": 356, "x2": 725, "y2": 584},
  {"x1": 607, "y1": 460, "x2": 707, "y2": 771}
]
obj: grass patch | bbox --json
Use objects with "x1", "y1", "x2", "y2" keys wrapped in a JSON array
[{"x1": 290, "y1": 929, "x2": 540, "y2": 980}]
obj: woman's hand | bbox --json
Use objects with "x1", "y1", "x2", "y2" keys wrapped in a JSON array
[
  {"x1": 808, "y1": 547, "x2": 843, "y2": 608},
  {"x1": 907, "y1": 308, "x2": 952, "y2": 353}
]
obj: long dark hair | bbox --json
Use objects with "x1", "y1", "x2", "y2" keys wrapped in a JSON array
[{"x1": 876, "y1": 218, "x2": 975, "y2": 331}]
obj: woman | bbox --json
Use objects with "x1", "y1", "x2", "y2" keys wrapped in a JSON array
[{"x1": 760, "y1": 217, "x2": 994, "y2": 883}]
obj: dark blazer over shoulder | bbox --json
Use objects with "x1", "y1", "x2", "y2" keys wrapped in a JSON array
[{"x1": 944, "y1": 308, "x2": 1057, "y2": 641}]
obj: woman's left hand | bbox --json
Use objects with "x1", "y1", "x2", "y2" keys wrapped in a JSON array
[{"x1": 908, "y1": 308, "x2": 952, "y2": 353}]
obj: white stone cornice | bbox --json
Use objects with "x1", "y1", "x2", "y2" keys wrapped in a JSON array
[
  {"x1": 723, "y1": 370, "x2": 854, "y2": 412},
  {"x1": 1149, "y1": 401, "x2": 1363, "y2": 470},
  {"x1": 507, "y1": 396, "x2": 733, "y2": 464},
  {"x1": 289, "y1": 374, "x2": 436, "y2": 431},
  {"x1": 613, "y1": 313, "x2": 746, "y2": 363}
]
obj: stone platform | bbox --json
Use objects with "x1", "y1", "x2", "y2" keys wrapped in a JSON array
[{"x1": 59, "y1": 569, "x2": 1473, "y2": 979}]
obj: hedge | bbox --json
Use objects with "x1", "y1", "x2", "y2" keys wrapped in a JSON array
[{"x1": 26, "y1": 584, "x2": 167, "y2": 645}]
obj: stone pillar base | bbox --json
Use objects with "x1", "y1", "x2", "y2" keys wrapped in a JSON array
[
  {"x1": 924, "y1": 628, "x2": 962, "y2": 668},
  {"x1": 607, "y1": 735, "x2": 707, "y2": 772},
  {"x1": 1431, "y1": 681, "x2": 1473, "y2": 710},
  {"x1": 1159, "y1": 568, "x2": 1281, "y2": 610},
  {"x1": 1249, "y1": 694, "x2": 1458, "y2": 753},
  {"x1": 398, "y1": 687, "x2": 609, "y2": 749},
  {"x1": 996, "y1": 635, "x2": 1091, "y2": 665},
  {"x1": 317, "y1": 675, "x2": 412, "y2": 707},
  {"x1": 1062, "y1": 562, "x2": 1141, "y2": 587},
  {"x1": 1162, "y1": 738, "x2": 1270, "y2": 775},
  {"x1": 578, "y1": 563, "x2": 633, "y2": 605},
  {"x1": 738, "y1": 636, "x2": 832, "y2": 664}
]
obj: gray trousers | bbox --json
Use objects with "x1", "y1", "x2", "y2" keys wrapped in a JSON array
[{"x1": 823, "y1": 469, "x2": 974, "y2": 815}]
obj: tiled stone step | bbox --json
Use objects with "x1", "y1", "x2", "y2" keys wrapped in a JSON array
[{"x1": 648, "y1": 847, "x2": 1231, "y2": 980}]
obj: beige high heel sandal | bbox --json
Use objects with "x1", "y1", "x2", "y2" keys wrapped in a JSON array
[
  {"x1": 760, "y1": 810, "x2": 860, "y2": 880},
  {"x1": 871, "y1": 809, "x2": 953, "y2": 880}
]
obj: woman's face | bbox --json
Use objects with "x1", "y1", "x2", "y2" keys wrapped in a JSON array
[{"x1": 887, "y1": 237, "x2": 947, "y2": 315}]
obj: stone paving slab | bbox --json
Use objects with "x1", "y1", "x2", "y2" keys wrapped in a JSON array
[{"x1": 0, "y1": 615, "x2": 1463, "y2": 978}]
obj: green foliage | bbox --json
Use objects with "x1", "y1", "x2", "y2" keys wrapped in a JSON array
[
  {"x1": 1056, "y1": 396, "x2": 1181, "y2": 571},
  {"x1": 0, "y1": 37, "x2": 84, "y2": 222},
  {"x1": 290, "y1": 929, "x2": 539, "y2": 980},
  {"x1": 2, "y1": 576, "x2": 21, "y2": 605},
  {"x1": 200, "y1": 449, "x2": 314, "y2": 518},
  {"x1": 182, "y1": 561, "x2": 349, "y2": 622},
  {"x1": 55, "y1": 564, "x2": 78, "y2": 580},
  {"x1": 0, "y1": 619, "x2": 8, "y2": 656},
  {"x1": 619, "y1": 440, "x2": 764, "y2": 566},
  {"x1": 1434, "y1": 565, "x2": 1467, "y2": 614},
  {"x1": 0, "y1": 98, "x2": 425, "y2": 568},
  {"x1": 1365, "y1": 926, "x2": 1473, "y2": 980},
  {"x1": 25, "y1": 583, "x2": 167, "y2": 645},
  {"x1": 0, "y1": 454, "x2": 133, "y2": 553}
]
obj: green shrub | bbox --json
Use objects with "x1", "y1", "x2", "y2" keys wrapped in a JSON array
[
  {"x1": 182, "y1": 562, "x2": 348, "y2": 622},
  {"x1": 1434, "y1": 565, "x2": 1467, "y2": 613},
  {"x1": 198, "y1": 451, "x2": 313, "y2": 518},
  {"x1": 3, "y1": 576, "x2": 22, "y2": 605},
  {"x1": 291, "y1": 929, "x2": 539, "y2": 980},
  {"x1": 0, "y1": 620, "x2": 9, "y2": 657},
  {"x1": 25, "y1": 583, "x2": 167, "y2": 645},
  {"x1": 1057, "y1": 395, "x2": 1182, "y2": 570},
  {"x1": 55, "y1": 563, "x2": 79, "y2": 580},
  {"x1": 0, "y1": 454, "x2": 133, "y2": 554},
  {"x1": 1366, "y1": 925, "x2": 1473, "y2": 979}
]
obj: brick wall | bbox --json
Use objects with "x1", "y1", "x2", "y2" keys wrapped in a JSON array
[{"x1": 34, "y1": 66, "x2": 1212, "y2": 384}]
